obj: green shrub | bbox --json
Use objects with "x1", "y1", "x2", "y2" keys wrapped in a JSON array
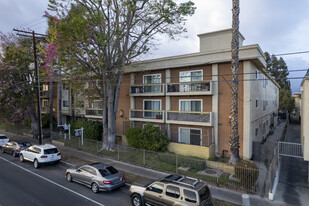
[
  {"x1": 70, "y1": 119, "x2": 103, "y2": 141},
  {"x1": 125, "y1": 123, "x2": 169, "y2": 152},
  {"x1": 235, "y1": 161, "x2": 259, "y2": 188},
  {"x1": 125, "y1": 127, "x2": 143, "y2": 148},
  {"x1": 41, "y1": 115, "x2": 56, "y2": 129}
]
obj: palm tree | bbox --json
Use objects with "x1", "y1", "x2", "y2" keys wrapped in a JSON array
[{"x1": 229, "y1": 0, "x2": 241, "y2": 165}]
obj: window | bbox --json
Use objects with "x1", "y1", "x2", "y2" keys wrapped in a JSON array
[
  {"x1": 256, "y1": 71, "x2": 259, "y2": 79},
  {"x1": 165, "y1": 185, "x2": 180, "y2": 199},
  {"x1": 255, "y1": 128, "x2": 258, "y2": 137},
  {"x1": 180, "y1": 100, "x2": 202, "y2": 112},
  {"x1": 143, "y1": 100, "x2": 161, "y2": 118},
  {"x1": 147, "y1": 183, "x2": 164, "y2": 194},
  {"x1": 44, "y1": 148, "x2": 59, "y2": 154},
  {"x1": 99, "y1": 166, "x2": 118, "y2": 177},
  {"x1": 92, "y1": 101, "x2": 103, "y2": 108},
  {"x1": 255, "y1": 99, "x2": 258, "y2": 108},
  {"x1": 180, "y1": 70, "x2": 202, "y2": 82},
  {"x1": 263, "y1": 122, "x2": 266, "y2": 134},
  {"x1": 179, "y1": 128, "x2": 201, "y2": 146},
  {"x1": 42, "y1": 100, "x2": 49, "y2": 107},
  {"x1": 179, "y1": 70, "x2": 203, "y2": 92},
  {"x1": 63, "y1": 100, "x2": 69, "y2": 107},
  {"x1": 63, "y1": 83, "x2": 69, "y2": 90},
  {"x1": 143, "y1": 74, "x2": 161, "y2": 93},
  {"x1": 42, "y1": 84, "x2": 49, "y2": 91}
]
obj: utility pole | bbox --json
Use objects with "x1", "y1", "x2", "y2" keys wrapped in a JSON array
[{"x1": 13, "y1": 29, "x2": 47, "y2": 145}]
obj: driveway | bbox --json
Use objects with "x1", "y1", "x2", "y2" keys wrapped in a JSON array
[{"x1": 275, "y1": 123, "x2": 309, "y2": 206}]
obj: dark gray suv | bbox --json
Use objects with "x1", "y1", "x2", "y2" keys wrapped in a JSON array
[{"x1": 129, "y1": 174, "x2": 213, "y2": 206}]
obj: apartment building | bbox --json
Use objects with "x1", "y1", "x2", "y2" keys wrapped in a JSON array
[
  {"x1": 40, "y1": 81, "x2": 103, "y2": 124},
  {"x1": 301, "y1": 69, "x2": 309, "y2": 161},
  {"x1": 42, "y1": 29, "x2": 279, "y2": 160},
  {"x1": 116, "y1": 29, "x2": 280, "y2": 160}
]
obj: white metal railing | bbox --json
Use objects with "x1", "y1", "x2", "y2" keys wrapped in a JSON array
[{"x1": 278, "y1": 141, "x2": 303, "y2": 158}]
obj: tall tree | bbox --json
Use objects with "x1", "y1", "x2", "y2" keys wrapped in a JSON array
[
  {"x1": 0, "y1": 33, "x2": 38, "y2": 132},
  {"x1": 265, "y1": 52, "x2": 294, "y2": 112},
  {"x1": 48, "y1": 0, "x2": 196, "y2": 150},
  {"x1": 229, "y1": 0, "x2": 241, "y2": 165},
  {"x1": 38, "y1": 15, "x2": 60, "y2": 133}
]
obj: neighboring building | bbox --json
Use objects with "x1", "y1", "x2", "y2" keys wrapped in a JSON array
[
  {"x1": 301, "y1": 69, "x2": 309, "y2": 161},
  {"x1": 291, "y1": 92, "x2": 301, "y2": 123},
  {"x1": 116, "y1": 29, "x2": 280, "y2": 160}
]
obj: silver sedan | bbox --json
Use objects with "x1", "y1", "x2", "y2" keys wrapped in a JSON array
[{"x1": 65, "y1": 162, "x2": 126, "y2": 193}]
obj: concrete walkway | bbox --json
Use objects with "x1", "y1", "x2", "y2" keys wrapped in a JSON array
[{"x1": 274, "y1": 123, "x2": 309, "y2": 206}]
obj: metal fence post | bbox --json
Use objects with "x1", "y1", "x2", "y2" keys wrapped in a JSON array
[
  {"x1": 97, "y1": 141, "x2": 99, "y2": 154},
  {"x1": 143, "y1": 149, "x2": 146, "y2": 166},
  {"x1": 118, "y1": 144, "x2": 120, "y2": 161},
  {"x1": 78, "y1": 137, "x2": 81, "y2": 149},
  {"x1": 176, "y1": 154, "x2": 178, "y2": 174}
]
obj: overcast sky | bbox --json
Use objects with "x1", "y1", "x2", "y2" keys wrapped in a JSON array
[{"x1": 1, "y1": 0, "x2": 308, "y2": 93}]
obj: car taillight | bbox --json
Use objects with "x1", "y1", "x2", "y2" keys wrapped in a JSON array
[
  {"x1": 103, "y1": 180, "x2": 112, "y2": 185},
  {"x1": 18, "y1": 148, "x2": 23, "y2": 150},
  {"x1": 122, "y1": 175, "x2": 125, "y2": 180},
  {"x1": 40, "y1": 155, "x2": 47, "y2": 158},
  {"x1": 57, "y1": 152, "x2": 61, "y2": 156}
]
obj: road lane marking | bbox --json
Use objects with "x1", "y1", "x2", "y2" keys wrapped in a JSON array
[{"x1": 0, "y1": 157, "x2": 105, "y2": 206}]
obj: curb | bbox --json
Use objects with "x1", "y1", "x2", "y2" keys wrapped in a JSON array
[{"x1": 60, "y1": 160, "x2": 76, "y2": 168}]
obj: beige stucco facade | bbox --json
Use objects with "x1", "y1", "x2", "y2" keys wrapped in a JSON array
[{"x1": 301, "y1": 72, "x2": 309, "y2": 161}]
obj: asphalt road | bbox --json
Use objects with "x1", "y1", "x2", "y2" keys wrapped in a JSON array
[{"x1": 0, "y1": 152, "x2": 131, "y2": 206}]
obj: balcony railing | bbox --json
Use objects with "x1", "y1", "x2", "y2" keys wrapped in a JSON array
[
  {"x1": 130, "y1": 109, "x2": 165, "y2": 122},
  {"x1": 41, "y1": 91, "x2": 50, "y2": 98},
  {"x1": 85, "y1": 108, "x2": 103, "y2": 116},
  {"x1": 166, "y1": 81, "x2": 212, "y2": 95},
  {"x1": 166, "y1": 111, "x2": 212, "y2": 126},
  {"x1": 130, "y1": 84, "x2": 164, "y2": 96}
]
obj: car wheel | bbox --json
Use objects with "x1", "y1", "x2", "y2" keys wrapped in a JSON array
[
  {"x1": 66, "y1": 172, "x2": 72, "y2": 182},
  {"x1": 91, "y1": 182, "x2": 99, "y2": 193},
  {"x1": 33, "y1": 159, "x2": 40, "y2": 169},
  {"x1": 19, "y1": 154, "x2": 24, "y2": 162},
  {"x1": 12, "y1": 151, "x2": 16, "y2": 157},
  {"x1": 131, "y1": 194, "x2": 143, "y2": 206}
]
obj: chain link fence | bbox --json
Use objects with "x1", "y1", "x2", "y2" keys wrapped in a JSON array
[{"x1": 51, "y1": 134, "x2": 258, "y2": 194}]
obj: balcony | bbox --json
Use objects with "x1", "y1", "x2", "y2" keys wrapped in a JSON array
[
  {"x1": 40, "y1": 91, "x2": 50, "y2": 98},
  {"x1": 130, "y1": 84, "x2": 165, "y2": 96},
  {"x1": 166, "y1": 111, "x2": 212, "y2": 126},
  {"x1": 129, "y1": 109, "x2": 165, "y2": 123},
  {"x1": 85, "y1": 108, "x2": 103, "y2": 118},
  {"x1": 166, "y1": 81, "x2": 212, "y2": 96}
]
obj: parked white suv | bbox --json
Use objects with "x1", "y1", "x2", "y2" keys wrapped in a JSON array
[
  {"x1": 0, "y1": 134, "x2": 9, "y2": 147},
  {"x1": 19, "y1": 144, "x2": 61, "y2": 168}
]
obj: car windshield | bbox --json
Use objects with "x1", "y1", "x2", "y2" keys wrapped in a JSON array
[
  {"x1": 0, "y1": 136, "x2": 8, "y2": 139},
  {"x1": 99, "y1": 166, "x2": 118, "y2": 177},
  {"x1": 199, "y1": 185, "x2": 210, "y2": 201},
  {"x1": 44, "y1": 148, "x2": 59, "y2": 154}
]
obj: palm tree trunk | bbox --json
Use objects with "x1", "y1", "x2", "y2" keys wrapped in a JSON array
[{"x1": 229, "y1": 0, "x2": 241, "y2": 165}]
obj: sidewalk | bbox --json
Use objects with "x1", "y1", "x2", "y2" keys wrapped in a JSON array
[{"x1": 1, "y1": 130, "x2": 289, "y2": 206}]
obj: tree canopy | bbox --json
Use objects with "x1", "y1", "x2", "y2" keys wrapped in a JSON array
[
  {"x1": 0, "y1": 33, "x2": 36, "y2": 126},
  {"x1": 265, "y1": 52, "x2": 294, "y2": 112},
  {"x1": 47, "y1": 0, "x2": 196, "y2": 150}
]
